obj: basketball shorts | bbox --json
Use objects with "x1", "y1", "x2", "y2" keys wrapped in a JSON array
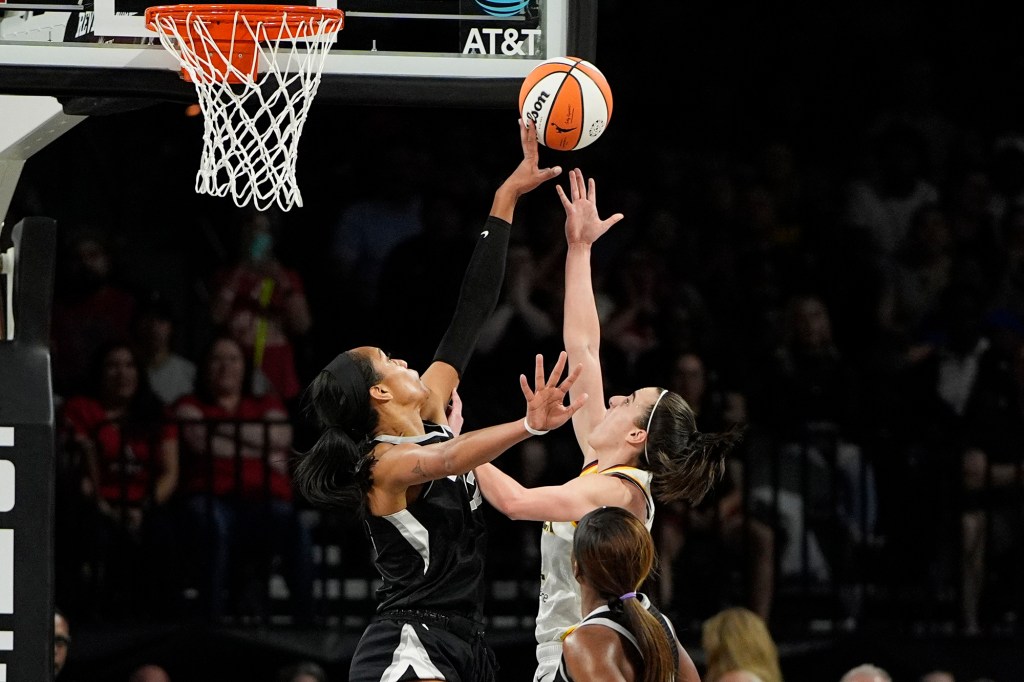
[{"x1": 349, "y1": 610, "x2": 498, "y2": 682}]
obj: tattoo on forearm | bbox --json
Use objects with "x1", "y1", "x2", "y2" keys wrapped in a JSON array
[{"x1": 412, "y1": 460, "x2": 427, "y2": 478}]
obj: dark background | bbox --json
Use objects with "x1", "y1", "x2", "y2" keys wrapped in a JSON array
[{"x1": 6, "y1": 2, "x2": 1024, "y2": 681}]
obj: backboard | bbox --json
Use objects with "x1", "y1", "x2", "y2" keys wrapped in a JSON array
[{"x1": 0, "y1": 0, "x2": 596, "y2": 106}]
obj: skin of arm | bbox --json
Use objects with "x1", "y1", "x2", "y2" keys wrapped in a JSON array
[
  {"x1": 562, "y1": 627, "x2": 630, "y2": 682},
  {"x1": 446, "y1": 387, "x2": 465, "y2": 436},
  {"x1": 370, "y1": 353, "x2": 585, "y2": 513},
  {"x1": 475, "y1": 461, "x2": 646, "y2": 522},
  {"x1": 176, "y1": 403, "x2": 250, "y2": 460},
  {"x1": 152, "y1": 437, "x2": 179, "y2": 505},
  {"x1": 677, "y1": 638, "x2": 701, "y2": 682},
  {"x1": 419, "y1": 119, "x2": 562, "y2": 424},
  {"x1": 177, "y1": 401, "x2": 291, "y2": 455},
  {"x1": 237, "y1": 407, "x2": 292, "y2": 452},
  {"x1": 557, "y1": 169, "x2": 624, "y2": 460},
  {"x1": 70, "y1": 427, "x2": 134, "y2": 522}
]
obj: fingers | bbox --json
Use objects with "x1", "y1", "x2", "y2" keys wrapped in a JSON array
[
  {"x1": 519, "y1": 373, "x2": 534, "y2": 400},
  {"x1": 564, "y1": 392, "x2": 589, "y2": 417},
  {"x1": 555, "y1": 184, "x2": 571, "y2": 210},
  {"x1": 545, "y1": 350, "x2": 568, "y2": 388},
  {"x1": 557, "y1": 361, "x2": 584, "y2": 393},
  {"x1": 604, "y1": 213, "x2": 626, "y2": 230},
  {"x1": 534, "y1": 353, "x2": 546, "y2": 389},
  {"x1": 570, "y1": 168, "x2": 583, "y2": 200},
  {"x1": 521, "y1": 118, "x2": 539, "y2": 159}
]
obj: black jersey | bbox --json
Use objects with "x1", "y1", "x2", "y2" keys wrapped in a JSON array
[
  {"x1": 365, "y1": 421, "x2": 489, "y2": 619},
  {"x1": 552, "y1": 594, "x2": 679, "y2": 682}
]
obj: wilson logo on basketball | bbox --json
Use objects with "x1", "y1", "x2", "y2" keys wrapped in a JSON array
[
  {"x1": 524, "y1": 91, "x2": 551, "y2": 126},
  {"x1": 518, "y1": 57, "x2": 614, "y2": 151},
  {"x1": 474, "y1": 0, "x2": 530, "y2": 18}
]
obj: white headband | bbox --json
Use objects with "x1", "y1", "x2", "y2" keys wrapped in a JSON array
[{"x1": 642, "y1": 389, "x2": 669, "y2": 465}]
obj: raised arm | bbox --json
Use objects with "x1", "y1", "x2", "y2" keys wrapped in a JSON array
[
  {"x1": 557, "y1": 169, "x2": 624, "y2": 460},
  {"x1": 375, "y1": 352, "x2": 585, "y2": 492},
  {"x1": 419, "y1": 118, "x2": 563, "y2": 422}
]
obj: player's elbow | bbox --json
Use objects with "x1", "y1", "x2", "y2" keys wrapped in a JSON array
[
  {"x1": 504, "y1": 505, "x2": 534, "y2": 522},
  {"x1": 503, "y1": 493, "x2": 548, "y2": 521},
  {"x1": 483, "y1": 488, "x2": 528, "y2": 520},
  {"x1": 563, "y1": 338, "x2": 595, "y2": 359}
]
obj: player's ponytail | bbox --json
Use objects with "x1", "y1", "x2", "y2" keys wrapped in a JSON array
[
  {"x1": 641, "y1": 390, "x2": 744, "y2": 505},
  {"x1": 620, "y1": 598, "x2": 676, "y2": 682},
  {"x1": 574, "y1": 507, "x2": 675, "y2": 682},
  {"x1": 294, "y1": 353, "x2": 381, "y2": 515}
]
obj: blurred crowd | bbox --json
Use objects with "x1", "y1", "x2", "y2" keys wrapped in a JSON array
[
  {"x1": 40, "y1": 61, "x2": 1024, "y2": 640},
  {"x1": 5, "y1": 5, "x2": 1024, "y2": 681}
]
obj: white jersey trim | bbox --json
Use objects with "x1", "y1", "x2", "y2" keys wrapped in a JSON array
[
  {"x1": 383, "y1": 509, "x2": 431, "y2": 574},
  {"x1": 373, "y1": 424, "x2": 454, "y2": 445}
]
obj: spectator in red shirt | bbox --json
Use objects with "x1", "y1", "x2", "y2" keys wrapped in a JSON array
[
  {"x1": 209, "y1": 209, "x2": 312, "y2": 406},
  {"x1": 59, "y1": 340, "x2": 179, "y2": 618},
  {"x1": 172, "y1": 334, "x2": 312, "y2": 623},
  {"x1": 52, "y1": 229, "x2": 138, "y2": 397}
]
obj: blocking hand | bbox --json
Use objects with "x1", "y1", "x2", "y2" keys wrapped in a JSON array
[
  {"x1": 503, "y1": 119, "x2": 563, "y2": 198},
  {"x1": 557, "y1": 168, "x2": 624, "y2": 247},
  {"x1": 520, "y1": 351, "x2": 587, "y2": 433}
]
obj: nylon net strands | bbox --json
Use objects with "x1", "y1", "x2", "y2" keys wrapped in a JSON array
[{"x1": 145, "y1": 4, "x2": 344, "y2": 211}]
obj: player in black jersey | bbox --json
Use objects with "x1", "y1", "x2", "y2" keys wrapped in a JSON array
[
  {"x1": 294, "y1": 119, "x2": 587, "y2": 682},
  {"x1": 556, "y1": 506, "x2": 700, "y2": 682}
]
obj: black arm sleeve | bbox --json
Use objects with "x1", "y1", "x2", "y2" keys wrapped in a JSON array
[{"x1": 432, "y1": 215, "x2": 512, "y2": 377}]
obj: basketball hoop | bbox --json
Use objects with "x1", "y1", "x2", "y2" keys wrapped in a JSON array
[{"x1": 145, "y1": 4, "x2": 344, "y2": 211}]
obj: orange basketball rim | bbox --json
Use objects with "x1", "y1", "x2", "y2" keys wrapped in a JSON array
[{"x1": 145, "y1": 4, "x2": 344, "y2": 83}]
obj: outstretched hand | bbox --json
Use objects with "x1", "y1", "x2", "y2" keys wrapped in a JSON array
[
  {"x1": 520, "y1": 351, "x2": 587, "y2": 433},
  {"x1": 446, "y1": 388, "x2": 465, "y2": 437},
  {"x1": 503, "y1": 119, "x2": 563, "y2": 198},
  {"x1": 557, "y1": 168, "x2": 624, "y2": 247}
]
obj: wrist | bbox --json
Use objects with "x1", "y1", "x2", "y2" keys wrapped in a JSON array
[
  {"x1": 567, "y1": 242, "x2": 592, "y2": 252},
  {"x1": 490, "y1": 187, "x2": 518, "y2": 222},
  {"x1": 523, "y1": 417, "x2": 549, "y2": 436}
]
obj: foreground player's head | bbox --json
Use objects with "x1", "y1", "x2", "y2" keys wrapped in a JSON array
[
  {"x1": 295, "y1": 347, "x2": 428, "y2": 513},
  {"x1": 571, "y1": 506, "x2": 674, "y2": 682},
  {"x1": 590, "y1": 386, "x2": 740, "y2": 505},
  {"x1": 308, "y1": 347, "x2": 428, "y2": 430},
  {"x1": 573, "y1": 506, "x2": 653, "y2": 594}
]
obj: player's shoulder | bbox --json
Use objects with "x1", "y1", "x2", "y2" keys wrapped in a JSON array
[{"x1": 562, "y1": 623, "x2": 623, "y2": 666}]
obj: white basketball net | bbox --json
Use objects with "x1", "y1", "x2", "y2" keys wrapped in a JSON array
[{"x1": 148, "y1": 8, "x2": 341, "y2": 211}]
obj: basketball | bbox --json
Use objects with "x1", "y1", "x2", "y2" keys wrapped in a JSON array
[{"x1": 519, "y1": 56, "x2": 613, "y2": 151}]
